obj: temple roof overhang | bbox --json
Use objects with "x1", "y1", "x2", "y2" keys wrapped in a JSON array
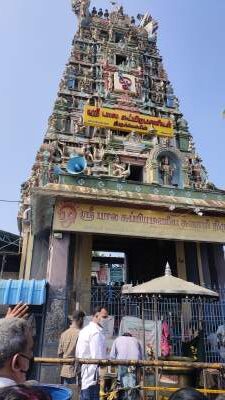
[
  {"x1": 30, "y1": 176, "x2": 225, "y2": 235},
  {"x1": 0, "y1": 230, "x2": 20, "y2": 254}
]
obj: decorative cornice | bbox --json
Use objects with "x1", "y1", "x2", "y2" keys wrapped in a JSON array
[{"x1": 32, "y1": 175, "x2": 225, "y2": 211}]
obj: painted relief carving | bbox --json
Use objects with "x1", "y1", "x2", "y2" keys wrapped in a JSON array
[{"x1": 20, "y1": 1, "x2": 212, "y2": 216}]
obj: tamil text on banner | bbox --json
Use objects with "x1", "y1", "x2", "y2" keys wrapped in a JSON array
[
  {"x1": 83, "y1": 105, "x2": 173, "y2": 137},
  {"x1": 53, "y1": 201, "x2": 225, "y2": 243}
]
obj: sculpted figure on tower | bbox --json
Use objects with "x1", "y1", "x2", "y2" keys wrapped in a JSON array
[
  {"x1": 71, "y1": 0, "x2": 90, "y2": 18},
  {"x1": 19, "y1": 0, "x2": 214, "y2": 209},
  {"x1": 159, "y1": 156, "x2": 175, "y2": 186}
]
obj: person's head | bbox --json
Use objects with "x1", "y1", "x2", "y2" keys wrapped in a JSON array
[
  {"x1": 216, "y1": 396, "x2": 225, "y2": 400},
  {"x1": 0, "y1": 318, "x2": 33, "y2": 384},
  {"x1": 92, "y1": 306, "x2": 108, "y2": 328},
  {"x1": 169, "y1": 388, "x2": 207, "y2": 400},
  {"x1": 0, "y1": 385, "x2": 51, "y2": 400},
  {"x1": 71, "y1": 310, "x2": 85, "y2": 329}
]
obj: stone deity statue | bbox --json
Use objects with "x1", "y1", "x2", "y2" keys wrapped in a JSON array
[
  {"x1": 93, "y1": 143, "x2": 105, "y2": 162},
  {"x1": 159, "y1": 156, "x2": 175, "y2": 186},
  {"x1": 192, "y1": 157, "x2": 203, "y2": 188},
  {"x1": 80, "y1": 0, "x2": 90, "y2": 17},
  {"x1": 72, "y1": 0, "x2": 90, "y2": 18},
  {"x1": 112, "y1": 158, "x2": 130, "y2": 179},
  {"x1": 48, "y1": 114, "x2": 58, "y2": 132},
  {"x1": 84, "y1": 145, "x2": 94, "y2": 163},
  {"x1": 130, "y1": 54, "x2": 136, "y2": 69}
]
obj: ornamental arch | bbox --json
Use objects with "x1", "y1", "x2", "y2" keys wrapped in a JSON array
[{"x1": 146, "y1": 145, "x2": 185, "y2": 188}]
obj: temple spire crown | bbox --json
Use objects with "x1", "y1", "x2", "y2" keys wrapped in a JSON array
[{"x1": 165, "y1": 262, "x2": 172, "y2": 277}]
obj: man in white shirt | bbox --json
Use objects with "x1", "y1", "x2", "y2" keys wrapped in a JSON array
[
  {"x1": 76, "y1": 306, "x2": 108, "y2": 400},
  {"x1": 0, "y1": 318, "x2": 34, "y2": 388}
]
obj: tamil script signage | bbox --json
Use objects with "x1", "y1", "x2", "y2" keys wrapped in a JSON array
[
  {"x1": 53, "y1": 201, "x2": 225, "y2": 243},
  {"x1": 83, "y1": 105, "x2": 173, "y2": 137}
]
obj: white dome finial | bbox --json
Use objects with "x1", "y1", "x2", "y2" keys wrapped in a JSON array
[{"x1": 165, "y1": 262, "x2": 172, "y2": 276}]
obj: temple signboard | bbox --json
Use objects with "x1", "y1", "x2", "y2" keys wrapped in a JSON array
[
  {"x1": 83, "y1": 105, "x2": 173, "y2": 137},
  {"x1": 53, "y1": 201, "x2": 225, "y2": 243}
]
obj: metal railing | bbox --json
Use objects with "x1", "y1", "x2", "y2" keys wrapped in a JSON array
[
  {"x1": 34, "y1": 357, "x2": 225, "y2": 396},
  {"x1": 91, "y1": 285, "x2": 225, "y2": 363}
]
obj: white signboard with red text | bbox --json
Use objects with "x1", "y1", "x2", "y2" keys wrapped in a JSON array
[
  {"x1": 114, "y1": 72, "x2": 136, "y2": 94},
  {"x1": 119, "y1": 316, "x2": 161, "y2": 357}
]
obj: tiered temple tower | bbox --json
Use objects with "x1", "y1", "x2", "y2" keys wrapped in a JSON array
[
  {"x1": 18, "y1": 0, "x2": 225, "y2": 381},
  {"x1": 19, "y1": 2, "x2": 209, "y2": 194}
]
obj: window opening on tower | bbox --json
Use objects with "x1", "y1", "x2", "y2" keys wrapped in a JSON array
[
  {"x1": 128, "y1": 165, "x2": 143, "y2": 183},
  {"x1": 115, "y1": 32, "x2": 124, "y2": 43},
  {"x1": 116, "y1": 54, "x2": 127, "y2": 65},
  {"x1": 100, "y1": 30, "x2": 109, "y2": 41}
]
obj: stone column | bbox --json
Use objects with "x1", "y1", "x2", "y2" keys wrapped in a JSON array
[
  {"x1": 30, "y1": 232, "x2": 50, "y2": 280},
  {"x1": 196, "y1": 242, "x2": 204, "y2": 285},
  {"x1": 214, "y1": 244, "x2": 225, "y2": 286},
  {"x1": 182, "y1": 165, "x2": 190, "y2": 189},
  {"x1": 199, "y1": 243, "x2": 211, "y2": 287},
  {"x1": 175, "y1": 241, "x2": 187, "y2": 279},
  {"x1": 151, "y1": 160, "x2": 158, "y2": 184},
  {"x1": 19, "y1": 228, "x2": 29, "y2": 279},
  {"x1": 24, "y1": 234, "x2": 34, "y2": 279},
  {"x1": 73, "y1": 233, "x2": 92, "y2": 314},
  {"x1": 19, "y1": 226, "x2": 34, "y2": 279},
  {"x1": 40, "y1": 233, "x2": 70, "y2": 383}
]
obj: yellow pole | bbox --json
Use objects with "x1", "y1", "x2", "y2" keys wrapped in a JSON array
[
  {"x1": 143, "y1": 387, "x2": 225, "y2": 395},
  {"x1": 33, "y1": 357, "x2": 225, "y2": 370}
]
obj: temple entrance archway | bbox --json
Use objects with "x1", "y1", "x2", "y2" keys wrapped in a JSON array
[{"x1": 92, "y1": 235, "x2": 177, "y2": 284}]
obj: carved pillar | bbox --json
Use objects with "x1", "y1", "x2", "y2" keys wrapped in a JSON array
[
  {"x1": 182, "y1": 165, "x2": 190, "y2": 189},
  {"x1": 73, "y1": 233, "x2": 92, "y2": 313},
  {"x1": 151, "y1": 160, "x2": 158, "y2": 184},
  {"x1": 24, "y1": 233, "x2": 34, "y2": 280},
  {"x1": 214, "y1": 244, "x2": 225, "y2": 286},
  {"x1": 143, "y1": 165, "x2": 148, "y2": 183},
  {"x1": 40, "y1": 233, "x2": 70, "y2": 383},
  {"x1": 196, "y1": 242, "x2": 204, "y2": 285},
  {"x1": 199, "y1": 243, "x2": 211, "y2": 287},
  {"x1": 144, "y1": 162, "x2": 150, "y2": 184},
  {"x1": 20, "y1": 225, "x2": 35, "y2": 280},
  {"x1": 175, "y1": 241, "x2": 187, "y2": 279}
]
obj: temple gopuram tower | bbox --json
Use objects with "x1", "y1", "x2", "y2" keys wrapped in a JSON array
[{"x1": 18, "y1": 0, "x2": 225, "y2": 379}]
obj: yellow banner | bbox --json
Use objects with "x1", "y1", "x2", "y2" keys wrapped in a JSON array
[
  {"x1": 53, "y1": 201, "x2": 225, "y2": 243},
  {"x1": 83, "y1": 105, "x2": 173, "y2": 137}
]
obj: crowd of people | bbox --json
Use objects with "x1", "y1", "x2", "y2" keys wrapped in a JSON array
[
  {"x1": 58, "y1": 306, "x2": 143, "y2": 400},
  {"x1": 0, "y1": 303, "x2": 223, "y2": 400}
]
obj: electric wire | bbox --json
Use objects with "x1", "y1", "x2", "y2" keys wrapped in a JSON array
[{"x1": 0, "y1": 199, "x2": 21, "y2": 203}]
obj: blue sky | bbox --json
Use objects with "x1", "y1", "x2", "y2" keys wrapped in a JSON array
[{"x1": 0, "y1": 0, "x2": 224, "y2": 234}]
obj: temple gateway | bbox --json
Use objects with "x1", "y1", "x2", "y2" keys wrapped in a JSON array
[{"x1": 18, "y1": 0, "x2": 225, "y2": 381}]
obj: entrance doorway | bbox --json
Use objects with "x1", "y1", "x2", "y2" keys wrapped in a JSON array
[
  {"x1": 92, "y1": 235, "x2": 177, "y2": 284},
  {"x1": 91, "y1": 251, "x2": 126, "y2": 286}
]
